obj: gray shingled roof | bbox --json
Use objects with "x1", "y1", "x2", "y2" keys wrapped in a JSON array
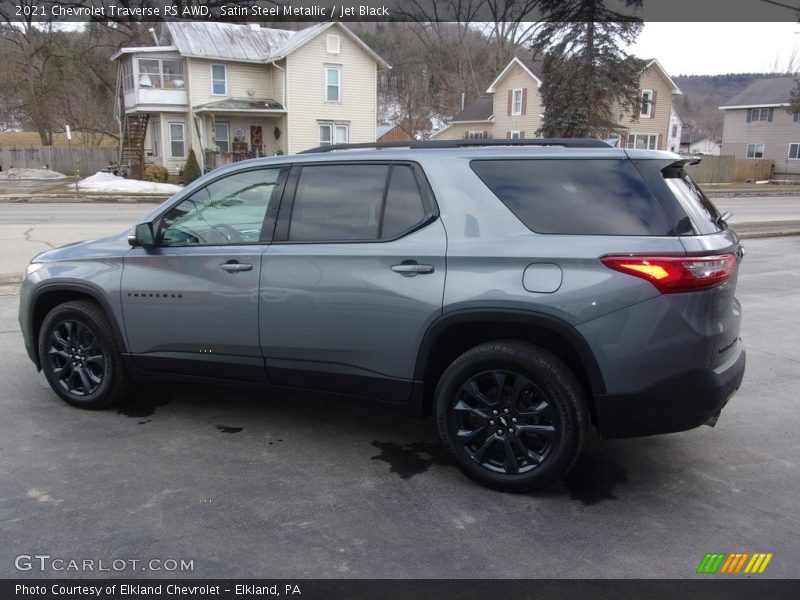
[
  {"x1": 164, "y1": 22, "x2": 293, "y2": 62},
  {"x1": 722, "y1": 77, "x2": 795, "y2": 108},
  {"x1": 194, "y1": 98, "x2": 285, "y2": 112},
  {"x1": 452, "y1": 96, "x2": 494, "y2": 122}
]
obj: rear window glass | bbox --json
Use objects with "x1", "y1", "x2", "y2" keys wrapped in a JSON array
[
  {"x1": 470, "y1": 159, "x2": 673, "y2": 236},
  {"x1": 662, "y1": 170, "x2": 724, "y2": 235}
]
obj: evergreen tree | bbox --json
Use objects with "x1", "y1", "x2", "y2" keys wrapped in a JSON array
[
  {"x1": 534, "y1": 0, "x2": 646, "y2": 138},
  {"x1": 183, "y1": 149, "x2": 201, "y2": 184}
]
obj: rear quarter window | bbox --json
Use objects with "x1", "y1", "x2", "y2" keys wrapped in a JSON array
[{"x1": 470, "y1": 159, "x2": 674, "y2": 236}]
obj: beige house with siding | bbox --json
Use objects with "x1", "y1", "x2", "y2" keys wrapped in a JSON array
[
  {"x1": 112, "y1": 22, "x2": 388, "y2": 177},
  {"x1": 432, "y1": 57, "x2": 681, "y2": 151},
  {"x1": 719, "y1": 77, "x2": 800, "y2": 177}
]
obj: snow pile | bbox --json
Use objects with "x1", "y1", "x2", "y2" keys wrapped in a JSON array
[
  {"x1": 0, "y1": 167, "x2": 67, "y2": 180},
  {"x1": 78, "y1": 172, "x2": 182, "y2": 194}
]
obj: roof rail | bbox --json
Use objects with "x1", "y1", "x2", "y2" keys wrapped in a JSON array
[{"x1": 299, "y1": 138, "x2": 613, "y2": 154}]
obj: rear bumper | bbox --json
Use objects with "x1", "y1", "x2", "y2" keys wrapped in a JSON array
[{"x1": 592, "y1": 342, "x2": 745, "y2": 439}]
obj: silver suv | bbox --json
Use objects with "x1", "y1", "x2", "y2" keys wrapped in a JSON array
[{"x1": 18, "y1": 139, "x2": 746, "y2": 491}]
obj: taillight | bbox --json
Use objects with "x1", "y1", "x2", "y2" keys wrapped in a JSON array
[{"x1": 601, "y1": 253, "x2": 736, "y2": 293}]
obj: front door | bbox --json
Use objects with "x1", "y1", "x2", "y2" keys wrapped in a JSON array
[{"x1": 121, "y1": 166, "x2": 288, "y2": 381}]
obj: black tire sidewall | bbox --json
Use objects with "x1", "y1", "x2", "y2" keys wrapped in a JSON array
[
  {"x1": 435, "y1": 342, "x2": 586, "y2": 492},
  {"x1": 38, "y1": 303, "x2": 119, "y2": 409}
]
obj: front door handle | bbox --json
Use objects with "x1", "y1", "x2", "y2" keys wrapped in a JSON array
[
  {"x1": 391, "y1": 262, "x2": 435, "y2": 276},
  {"x1": 219, "y1": 261, "x2": 253, "y2": 273}
]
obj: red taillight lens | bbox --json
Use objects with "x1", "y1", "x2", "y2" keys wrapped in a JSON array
[{"x1": 601, "y1": 253, "x2": 736, "y2": 293}]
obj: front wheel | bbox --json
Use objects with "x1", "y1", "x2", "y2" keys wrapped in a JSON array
[
  {"x1": 435, "y1": 341, "x2": 587, "y2": 492},
  {"x1": 38, "y1": 300, "x2": 129, "y2": 409}
]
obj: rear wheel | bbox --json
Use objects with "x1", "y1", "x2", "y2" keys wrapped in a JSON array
[
  {"x1": 435, "y1": 341, "x2": 587, "y2": 492},
  {"x1": 38, "y1": 300, "x2": 128, "y2": 409}
]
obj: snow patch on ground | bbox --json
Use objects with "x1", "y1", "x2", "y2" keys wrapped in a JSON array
[
  {"x1": 78, "y1": 172, "x2": 182, "y2": 194},
  {"x1": 0, "y1": 168, "x2": 67, "y2": 180}
]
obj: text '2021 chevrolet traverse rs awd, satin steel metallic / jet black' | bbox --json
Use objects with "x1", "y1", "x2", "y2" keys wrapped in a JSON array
[{"x1": 19, "y1": 139, "x2": 745, "y2": 491}]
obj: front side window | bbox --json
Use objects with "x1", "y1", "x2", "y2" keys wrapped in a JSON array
[
  {"x1": 214, "y1": 122, "x2": 230, "y2": 153},
  {"x1": 746, "y1": 143, "x2": 765, "y2": 158},
  {"x1": 326, "y1": 67, "x2": 341, "y2": 102},
  {"x1": 212, "y1": 64, "x2": 227, "y2": 95},
  {"x1": 169, "y1": 123, "x2": 185, "y2": 158},
  {"x1": 512, "y1": 89, "x2": 523, "y2": 116},
  {"x1": 790, "y1": 143, "x2": 800, "y2": 159},
  {"x1": 159, "y1": 168, "x2": 287, "y2": 246}
]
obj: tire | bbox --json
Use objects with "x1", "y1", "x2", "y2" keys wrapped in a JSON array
[
  {"x1": 434, "y1": 341, "x2": 587, "y2": 492},
  {"x1": 38, "y1": 300, "x2": 129, "y2": 409}
]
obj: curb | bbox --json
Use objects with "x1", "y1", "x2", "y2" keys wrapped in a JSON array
[
  {"x1": 0, "y1": 195, "x2": 169, "y2": 204},
  {"x1": 732, "y1": 220, "x2": 800, "y2": 239}
]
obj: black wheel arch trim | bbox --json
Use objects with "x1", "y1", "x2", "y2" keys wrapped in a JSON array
[
  {"x1": 414, "y1": 308, "x2": 607, "y2": 395},
  {"x1": 28, "y1": 280, "x2": 128, "y2": 369}
]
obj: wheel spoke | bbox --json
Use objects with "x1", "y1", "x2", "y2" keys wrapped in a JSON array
[
  {"x1": 465, "y1": 380, "x2": 494, "y2": 408},
  {"x1": 472, "y1": 434, "x2": 496, "y2": 463},
  {"x1": 53, "y1": 362, "x2": 75, "y2": 379},
  {"x1": 51, "y1": 329, "x2": 70, "y2": 349},
  {"x1": 85, "y1": 354, "x2": 104, "y2": 366},
  {"x1": 511, "y1": 435, "x2": 543, "y2": 466},
  {"x1": 518, "y1": 400, "x2": 553, "y2": 419},
  {"x1": 510, "y1": 373, "x2": 530, "y2": 404},
  {"x1": 456, "y1": 424, "x2": 488, "y2": 445},
  {"x1": 492, "y1": 371, "x2": 507, "y2": 402},
  {"x1": 75, "y1": 366, "x2": 93, "y2": 394},
  {"x1": 501, "y1": 436, "x2": 520, "y2": 474},
  {"x1": 516, "y1": 423, "x2": 556, "y2": 440},
  {"x1": 453, "y1": 399, "x2": 488, "y2": 420},
  {"x1": 48, "y1": 348, "x2": 71, "y2": 360}
]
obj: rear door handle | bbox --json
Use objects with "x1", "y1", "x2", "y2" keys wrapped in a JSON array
[
  {"x1": 220, "y1": 261, "x2": 253, "y2": 273},
  {"x1": 391, "y1": 262, "x2": 434, "y2": 276}
]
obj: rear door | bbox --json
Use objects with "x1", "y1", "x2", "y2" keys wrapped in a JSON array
[{"x1": 259, "y1": 161, "x2": 446, "y2": 402}]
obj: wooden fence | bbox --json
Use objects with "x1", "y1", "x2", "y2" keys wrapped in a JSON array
[
  {"x1": 685, "y1": 155, "x2": 774, "y2": 183},
  {"x1": 0, "y1": 145, "x2": 117, "y2": 177}
]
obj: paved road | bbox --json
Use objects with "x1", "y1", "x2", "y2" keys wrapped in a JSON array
[
  {"x1": 0, "y1": 236, "x2": 797, "y2": 578},
  {"x1": 714, "y1": 196, "x2": 800, "y2": 223}
]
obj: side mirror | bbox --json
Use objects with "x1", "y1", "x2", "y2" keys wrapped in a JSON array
[{"x1": 128, "y1": 222, "x2": 156, "y2": 248}]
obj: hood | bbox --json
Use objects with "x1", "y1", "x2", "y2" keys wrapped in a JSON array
[{"x1": 32, "y1": 229, "x2": 133, "y2": 263}]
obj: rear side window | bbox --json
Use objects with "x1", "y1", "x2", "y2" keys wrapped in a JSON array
[
  {"x1": 287, "y1": 163, "x2": 430, "y2": 242},
  {"x1": 471, "y1": 159, "x2": 673, "y2": 236},
  {"x1": 662, "y1": 170, "x2": 724, "y2": 235},
  {"x1": 289, "y1": 165, "x2": 388, "y2": 241}
]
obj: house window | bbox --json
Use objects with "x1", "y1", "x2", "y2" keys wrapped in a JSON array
[
  {"x1": 641, "y1": 90, "x2": 653, "y2": 118},
  {"x1": 672, "y1": 124, "x2": 678, "y2": 138},
  {"x1": 626, "y1": 133, "x2": 658, "y2": 150},
  {"x1": 211, "y1": 65, "x2": 227, "y2": 96},
  {"x1": 510, "y1": 131, "x2": 522, "y2": 139},
  {"x1": 512, "y1": 89, "x2": 523, "y2": 116},
  {"x1": 789, "y1": 144, "x2": 800, "y2": 159},
  {"x1": 746, "y1": 143, "x2": 765, "y2": 158},
  {"x1": 137, "y1": 58, "x2": 184, "y2": 89},
  {"x1": 169, "y1": 122, "x2": 185, "y2": 158},
  {"x1": 794, "y1": 112, "x2": 800, "y2": 123},
  {"x1": 150, "y1": 120, "x2": 161, "y2": 157},
  {"x1": 318, "y1": 123, "x2": 349, "y2": 146},
  {"x1": 748, "y1": 108, "x2": 772, "y2": 122},
  {"x1": 325, "y1": 67, "x2": 341, "y2": 102},
  {"x1": 214, "y1": 122, "x2": 230, "y2": 153},
  {"x1": 122, "y1": 60, "x2": 134, "y2": 93},
  {"x1": 327, "y1": 34, "x2": 340, "y2": 54},
  {"x1": 468, "y1": 131, "x2": 489, "y2": 140}
]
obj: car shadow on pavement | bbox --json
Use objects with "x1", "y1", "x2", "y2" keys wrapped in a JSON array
[{"x1": 112, "y1": 381, "x2": 689, "y2": 502}]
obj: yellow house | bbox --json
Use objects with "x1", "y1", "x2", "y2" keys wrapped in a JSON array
[
  {"x1": 111, "y1": 22, "x2": 389, "y2": 177},
  {"x1": 432, "y1": 56, "x2": 682, "y2": 151}
]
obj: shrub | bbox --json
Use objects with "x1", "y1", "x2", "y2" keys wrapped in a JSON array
[
  {"x1": 183, "y1": 149, "x2": 201, "y2": 184},
  {"x1": 143, "y1": 165, "x2": 169, "y2": 183}
]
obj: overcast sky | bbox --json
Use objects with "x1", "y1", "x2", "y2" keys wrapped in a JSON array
[{"x1": 629, "y1": 22, "x2": 800, "y2": 76}]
